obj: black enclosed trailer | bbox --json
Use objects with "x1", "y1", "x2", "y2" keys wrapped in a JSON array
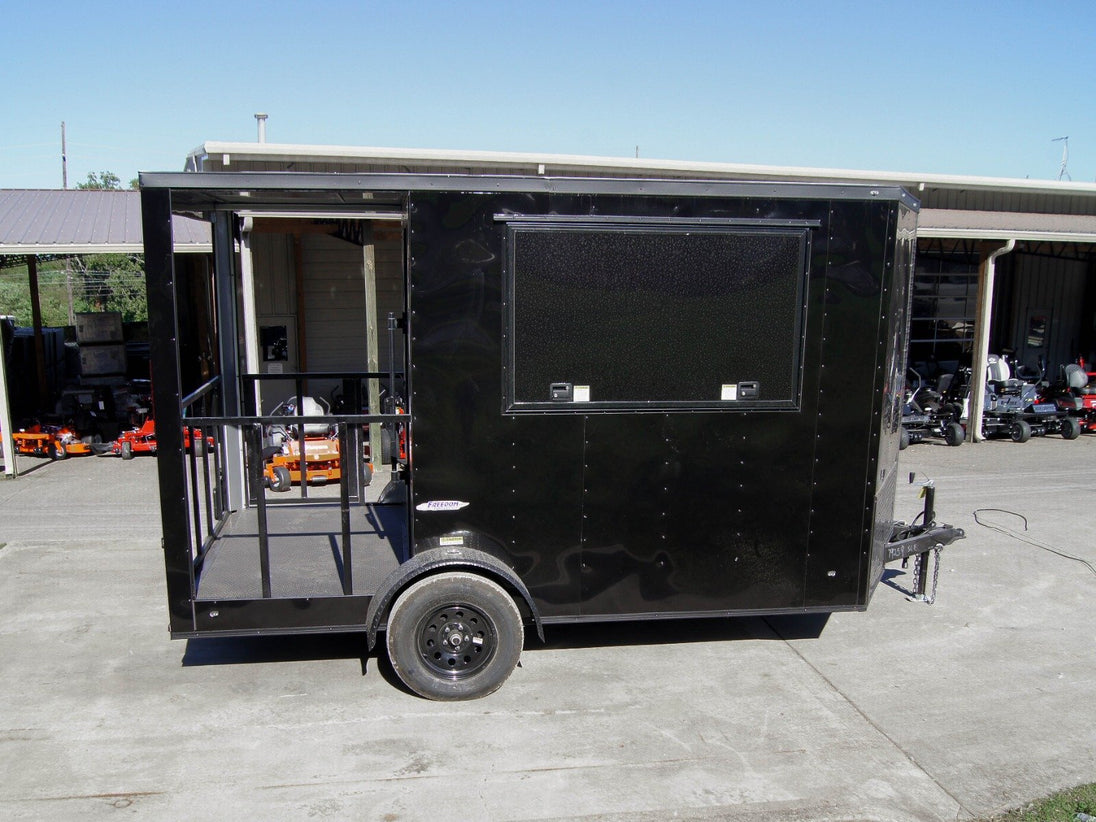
[{"x1": 141, "y1": 172, "x2": 961, "y2": 700}]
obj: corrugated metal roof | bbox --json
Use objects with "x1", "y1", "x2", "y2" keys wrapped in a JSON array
[
  {"x1": 188, "y1": 142, "x2": 1096, "y2": 216},
  {"x1": 918, "y1": 208, "x2": 1096, "y2": 242},
  {"x1": 0, "y1": 189, "x2": 210, "y2": 255}
]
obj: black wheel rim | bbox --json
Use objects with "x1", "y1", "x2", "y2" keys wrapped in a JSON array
[{"x1": 416, "y1": 603, "x2": 497, "y2": 680}]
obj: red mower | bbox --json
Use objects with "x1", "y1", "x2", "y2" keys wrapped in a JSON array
[
  {"x1": 111, "y1": 418, "x2": 212, "y2": 459},
  {"x1": 1041, "y1": 361, "x2": 1096, "y2": 433}
]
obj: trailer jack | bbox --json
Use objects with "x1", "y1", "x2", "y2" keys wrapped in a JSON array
[{"x1": 885, "y1": 474, "x2": 965, "y2": 604}]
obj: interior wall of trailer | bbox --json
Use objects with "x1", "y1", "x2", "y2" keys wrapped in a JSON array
[{"x1": 248, "y1": 223, "x2": 403, "y2": 410}]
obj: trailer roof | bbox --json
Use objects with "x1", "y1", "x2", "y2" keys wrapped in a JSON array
[
  {"x1": 184, "y1": 142, "x2": 1096, "y2": 228},
  {"x1": 139, "y1": 171, "x2": 920, "y2": 211},
  {"x1": 188, "y1": 141, "x2": 1096, "y2": 200}
]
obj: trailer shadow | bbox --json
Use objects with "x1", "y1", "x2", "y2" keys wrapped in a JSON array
[
  {"x1": 181, "y1": 633, "x2": 369, "y2": 676},
  {"x1": 532, "y1": 612, "x2": 831, "y2": 653},
  {"x1": 367, "y1": 614, "x2": 835, "y2": 698},
  {"x1": 178, "y1": 613, "x2": 832, "y2": 698}
]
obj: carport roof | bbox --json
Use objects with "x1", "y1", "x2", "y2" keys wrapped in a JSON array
[
  {"x1": 0, "y1": 189, "x2": 210, "y2": 255},
  {"x1": 189, "y1": 141, "x2": 1096, "y2": 214},
  {"x1": 917, "y1": 208, "x2": 1096, "y2": 243}
]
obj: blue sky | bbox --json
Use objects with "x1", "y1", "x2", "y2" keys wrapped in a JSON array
[{"x1": 4, "y1": 1, "x2": 1096, "y2": 188}]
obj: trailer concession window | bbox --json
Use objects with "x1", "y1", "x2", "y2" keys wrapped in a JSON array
[{"x1": 503, "y1": 219, "x2": 812, "y2": 412}]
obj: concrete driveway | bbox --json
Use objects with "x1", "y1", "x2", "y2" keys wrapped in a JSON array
[{"x1": 1, "y1": 437, "x2": 1093, "y2": 820}]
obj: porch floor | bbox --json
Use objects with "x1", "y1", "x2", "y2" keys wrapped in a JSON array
[{"x1": 195, "y1": 502, "x2": 407, "y2": 600}]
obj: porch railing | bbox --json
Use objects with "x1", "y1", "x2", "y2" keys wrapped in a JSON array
[{"x1": 178, "y1": 371, "x2": 405, "y2": 599}]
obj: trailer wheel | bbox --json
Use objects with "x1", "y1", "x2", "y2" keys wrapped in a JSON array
[
  {"x1": 1009, "y1": 420, "x2": 1031, "y2": 443},
  {"x1": 269, "y1": 466, "x2": 292, "y2": 492},
  {"x1": 385, "y1": 572, "x2": 523, "y2": 701},
  {"x1": 120, "y1": 441, "x2": 134, "y2": 460},
  {"x1": 899, "y1": 427, "x2": 910, "y2": 450},
  {"x1": 944, "y1": 422, "x2": 965, "y2": 447}
]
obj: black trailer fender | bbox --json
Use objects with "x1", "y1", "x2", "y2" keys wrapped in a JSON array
[{"x1": 365, "y1": 547, "x2": 545, "y2": 651}]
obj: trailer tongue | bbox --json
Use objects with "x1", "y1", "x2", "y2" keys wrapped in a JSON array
[{"x1": 885, "y1": 477, "x2": 965, "y2": 604}]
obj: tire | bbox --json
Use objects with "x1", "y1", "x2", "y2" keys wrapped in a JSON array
[
  {"x1": 120, "y1": 441, "x2": 134, "y2": 460},
  {"x1": 269, "y1": 465, "x2": 292, "y2": 492},
  {"x1": 385, "y1": 572, "x2": 524, "y2": 701},
  {"x1": 1061, "y1": 416, "x2": 1081, "y2": 440},
  {"x1": 944, "y1": 422, "x2": 964, "y2": 447},
  {"x1": 1009, "y1": 420, "x2": 1031, "y2": 443},
  {"x1": 899, "y1": 426, "x2": 910, "y2": 450},
  {"x1": 49, "y1": 441, "x2": 67, "y2": 460}
]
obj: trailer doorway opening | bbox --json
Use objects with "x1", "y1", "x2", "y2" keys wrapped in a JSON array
[{"x1": 143, "y1": 189, "x2": 413, "y2": 626}]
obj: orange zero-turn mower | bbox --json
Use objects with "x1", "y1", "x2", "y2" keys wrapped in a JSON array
[
  {"x1": 0, "y1": 423, "x2": 93, "y2": 460},
  {"x1": 263, "y1": 433, "x2": 346, "y2": 491}
]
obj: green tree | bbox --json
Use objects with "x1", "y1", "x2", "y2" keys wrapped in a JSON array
[
  {"x1": 66, "y1": 172, "x2": 148, "y2": 321},
  {"x1": 75, "y1": 171, "x2": 123, "y2": 190},
  {"x1": 71, "y1": 254, "x2": 146, "y2": 321}
]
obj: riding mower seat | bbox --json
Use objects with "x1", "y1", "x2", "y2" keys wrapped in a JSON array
[
  {"x1": 986, "y1": 355, "x2": 1026, "y2": 395},
  {"x1": 1065, "y1": 363, "x2": 1096, "y2": 395}
]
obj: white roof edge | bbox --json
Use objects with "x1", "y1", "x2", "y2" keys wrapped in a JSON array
[
  {"x1": 0, "y1": 243, "x2": 212, "y2": 255},
  {"x1": 189, "y1": 141, "x2": 1096, "y2": 197},
  {"x1": 914, "y1": 228, "x2": 1096, "y2": 243}
]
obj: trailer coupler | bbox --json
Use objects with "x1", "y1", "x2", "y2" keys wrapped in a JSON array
[{"x1": 884, "y1": 476, "x2": 965, "y2": 604}]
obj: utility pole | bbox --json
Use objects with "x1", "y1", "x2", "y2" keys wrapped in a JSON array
[
  {"x1": 1053, "y1": 136, "x2": 1070, "y2": 181},
  {"x1": 62, "y1": 121, "x2": 74, "y2": 322},
  {"x1": 61, "y1": 121, "x2": 68, "y2": 189}
]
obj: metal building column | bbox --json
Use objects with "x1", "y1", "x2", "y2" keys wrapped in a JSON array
[
  {"x1": 0, "y1": 323, "x2": 16, "y2": 477},
  {"x1": 968, "y1": 239, "x2": 1016, "y2": 442},
  {"x1": 26, "y1": 256, "x2": 49, "y2": 410}
]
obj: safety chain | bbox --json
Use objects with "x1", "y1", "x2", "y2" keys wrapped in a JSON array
[{"x1": 908, "y1": 546, "x2": 943, "y2": 604}]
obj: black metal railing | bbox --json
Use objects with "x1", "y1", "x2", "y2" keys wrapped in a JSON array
[
  {"x1": 240, "y1": 370, "x2": 406, "y2": 504},
  {"x1": 186, "y1": 411, "x2": 401, "y2": 598},
  {"x1": 180, "y1": 376, "x2": 229, "y2": 565},
  {"x1": 178, "y1": 369, "x2": 406, "y2": 600}
]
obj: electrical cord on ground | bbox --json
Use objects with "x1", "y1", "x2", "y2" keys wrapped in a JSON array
[{"x1": 973, "y1": 508, "x2": 1096, "y2": 578}]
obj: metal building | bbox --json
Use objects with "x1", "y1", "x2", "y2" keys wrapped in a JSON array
[{"x1": 183, "y1": 142, "x2": 1096, "y2": 440}]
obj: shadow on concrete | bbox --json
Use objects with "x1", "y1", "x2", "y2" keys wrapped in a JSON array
[
  {"x1": 182, "y1": 632, "x2": 368, "y2": 675},
  {"x1": 178, "y1": 612, "x2": 833, "y2": 698},
  {"x1": 2, "y1": 458, "x2": 55, "y2": 477},
  {"x1": 880, "y1": 566, "x2": 917, "y2": 599},
  {"x1": 531, "y1": 612, "x2": 830, "y2": 653}
]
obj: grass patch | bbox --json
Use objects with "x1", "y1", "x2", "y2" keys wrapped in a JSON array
[{"x1": 983, "y1": 784, "x2": 1096, "y2": 821}]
